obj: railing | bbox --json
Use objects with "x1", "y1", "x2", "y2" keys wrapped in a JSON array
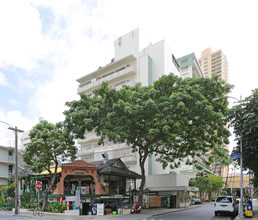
[
  {"x1": 77, "y1": 65, "x2": 136, "y2": 94},
  {"x1": 0, "y1": 155, "x2": 14, "y2": 163},
  {"x1": 0, "y1": 171, "x2": 9, "y2": 178}
]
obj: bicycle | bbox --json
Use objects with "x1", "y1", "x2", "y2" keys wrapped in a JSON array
[{"x1": 33, "y1": 206, "x2": 44, "y2": 217}]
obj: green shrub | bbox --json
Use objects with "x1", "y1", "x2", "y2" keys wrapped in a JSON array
[
  {"x1": 6, "y1": 186, "x2": 15, "y2": 198},
  {"x1": 46, "y1": 201, "x2": 66, "y2": 213},
  {"x1": 210, "y1": 195, "x2": 216, "y2": 201}
]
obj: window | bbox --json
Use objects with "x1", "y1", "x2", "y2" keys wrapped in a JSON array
[
  {"x1": 9, "y1": 165, "x2": 13, "y2": 176},
  {"x1": 8, "y1": 151, "x2": 13, "y2": 156},
  {"x1": 216, "y1": 196, "x2": 232, "y2": 203}
]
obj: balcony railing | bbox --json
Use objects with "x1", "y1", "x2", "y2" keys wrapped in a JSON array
[
  {"x1": 0, "y1": 171, "x2": 9, "y2": 178},
  {"x1": 77, "y1": 133, "x2": 99, "y2": 144},
  {"x1": 78, "y1": 143, "x2": 137, "y2": 163},
  {"x1": 77, "y1": 65, "x2": 136, "y2": 94}
]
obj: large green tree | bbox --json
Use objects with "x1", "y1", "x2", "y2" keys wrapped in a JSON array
[
  {"x1": 229, "y1": 89, "x2": 258, "y2": 188},
  {"x1": 190, "y1": 172, "x2": 224, "y2": 198},
  {"x1": 207, "y1": 174, "x2": 224, "y2": 196},
  {"x1": 23, "y1": 120, "x2": 77, "y2": 211},
  {"x1": 64, "y1": 74, "x2": 230, "y2": 204}
]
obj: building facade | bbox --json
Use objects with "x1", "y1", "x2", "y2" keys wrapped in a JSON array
[
  {"x1": 0, "y1": 145, "x2": 25, "y2": 185},
  {"x1": 198, "y1": 48, "x2": 228, "y2": 83},
  {"x1": 20, "y1": 159, "x2": 141, "y2": 215},
  {"x1": 144, "y1": 173, "x2": 198, "y2": 208},
  {"x1": 198, "y1": 48, "x2": 229, "y2": 177},
  {"x1": 177, "y1": 53, "x2": 204, "y2": 79},
  {"x1": 76, "y1": 28, "x2": 180, "y2": 177}
]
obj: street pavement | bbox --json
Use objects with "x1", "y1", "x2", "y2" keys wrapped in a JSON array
[
  {"x1": 0, "y1": 200, "x2": 257, "y2": 220},
  {"x1": 0, "y1": 204, "x2": 202, "y2": 220}
]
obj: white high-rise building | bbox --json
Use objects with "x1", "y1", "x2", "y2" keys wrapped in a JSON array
[
  {"x1": 177, "y1": 53, "x2": 204, "y2": 79},
  {"x1": 76, "y1": 28, "x2": 180, "y2": 176}
]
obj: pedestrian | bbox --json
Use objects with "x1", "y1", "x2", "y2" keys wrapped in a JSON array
[{"x1": 202, "y1": 197, "x2": 205, "y2": 204}]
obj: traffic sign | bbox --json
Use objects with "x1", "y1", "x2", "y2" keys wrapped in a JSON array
[
  {"x1": 230, "y1": 153, "x2": 241, "y2": 159},
  {"x1": 36, "y1": 181, "x2": 42, "y2": 191}
]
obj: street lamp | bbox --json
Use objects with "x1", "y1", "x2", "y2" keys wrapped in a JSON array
[
  {"x1": 0, "y1": 121, "x2": 23, "y2": 215},
  {"x1": 212, "y1": 96, "x2": 244, "y2": 217}
]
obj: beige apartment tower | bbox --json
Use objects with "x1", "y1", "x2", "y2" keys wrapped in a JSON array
[
  {"x1": 199, "y1": 48, "x2": 229, "y2": 83},
  {"x1": 199, "y1": 48, "x2": 229, "y2": 177}
]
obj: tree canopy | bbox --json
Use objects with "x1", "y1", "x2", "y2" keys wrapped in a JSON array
[
  {"x1": 64, "y1": 73, "x2": 231, "y2": 204},
  {"x1": 23, "y1": 120, "x2": 77, "y2": 211},
  {"x1": 229, "y1": 89, "x2": 258, "y2": 187},
  {"x1": 190, "y1": 172, "x2": 224, "y2": 198}
]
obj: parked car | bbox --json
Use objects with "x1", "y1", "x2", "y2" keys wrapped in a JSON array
[
  {"x1": 190, "y1": 196, "x2": 201, "y2": 204},
  {"x1": 214, "y1": 196, "x2": 238, "y2": 217}
]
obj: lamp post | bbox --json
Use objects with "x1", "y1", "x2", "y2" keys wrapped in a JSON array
[
  {"x1": 212, "y1": 96, "x2": 244, "y2": 217},
  {"x1": 0, "y1": 121, "x2": 23, "y2": 215}
]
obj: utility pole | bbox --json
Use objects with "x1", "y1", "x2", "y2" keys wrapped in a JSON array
[
  {"x1": 8, "y1": 126, "x2": 24, "y2": 215},
  {"x1": 239, "y1": 133, "x2": 243, "y2": 217}
]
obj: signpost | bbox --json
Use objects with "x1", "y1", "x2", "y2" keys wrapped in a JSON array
[
  {"x1": 36, "y1": 181, "x2": 42, "y2": 191},
  {"x1": 230, "y1": 153, "x2": 241, "y2": 159},
  {"x1": 35, "y1": 181, "x2": 42, "y2": 209}
]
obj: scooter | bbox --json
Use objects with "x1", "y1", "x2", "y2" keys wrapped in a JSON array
[{"x1": 131, "y1": 202, "x2": 141, "y2": 214}]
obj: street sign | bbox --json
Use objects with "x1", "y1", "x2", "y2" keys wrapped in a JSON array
[
  {"x1": 35, "y1": 181, "x2": 42, "y2": 191},
  {"x1": 230, "y1": 153, "x2": 241, "y2": 159}
]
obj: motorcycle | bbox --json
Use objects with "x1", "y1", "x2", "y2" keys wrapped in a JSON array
[{"x1": 131, "y1": 202, "x2": 141, "y2": 214}]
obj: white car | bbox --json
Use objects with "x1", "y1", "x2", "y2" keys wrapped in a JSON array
[{"x1": 214, "y1": 196, "x2": 238, "y2": 217}]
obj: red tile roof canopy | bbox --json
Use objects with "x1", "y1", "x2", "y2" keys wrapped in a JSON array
[{"x1": 61, "y1": 160, "x2": 97, "y2": 169}]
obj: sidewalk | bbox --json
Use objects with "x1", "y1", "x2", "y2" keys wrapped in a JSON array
[
  {"x1": 235, "y1": 199, "x2": 258, "y2": 220},
  {"x1": 0, "y1": 204, "x2": 203, "y2": 220}
]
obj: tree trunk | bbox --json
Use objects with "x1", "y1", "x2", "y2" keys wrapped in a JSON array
[
  {"x1": 42, "y1": 163, "x2": 58, "y2": 212},
  {"x1": 138, "y1": 149, "x2": 148, "y2": 206}
]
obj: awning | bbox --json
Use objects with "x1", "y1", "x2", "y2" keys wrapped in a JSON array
[{"x1": 39, "y1": 167, "x2": 62, "y2": 175}]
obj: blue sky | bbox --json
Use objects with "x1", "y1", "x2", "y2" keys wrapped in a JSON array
[{"x1": 0, "y1": 0, "x2": 258, "y2": 149}]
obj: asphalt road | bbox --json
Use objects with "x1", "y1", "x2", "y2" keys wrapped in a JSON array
[{"x1": 144, "y1": 203, "x2": 236, "y2": 220}]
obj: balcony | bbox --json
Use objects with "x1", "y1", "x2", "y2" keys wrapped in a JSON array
[
  {"x1": 0, "y1": 155, "x2": 14, "y2": 164},
  {"x1": 77, "y1": 65, "x2": 136, "y2": 94},
  {"x1": 112, "y1": 80, "x2": 136, "y2": 90},
  {"x1": 0, "y1": 171, "x2": 9, "y2": 178},
  {"x1": 77, "y1": 132, "x2": 99, "y2": 144},
  {"x1": 77, "y1": 148, "x2": 95, "y2": 156},
  {"x1": 77, "y1": 143, "x2": 137, "y2": 164}
]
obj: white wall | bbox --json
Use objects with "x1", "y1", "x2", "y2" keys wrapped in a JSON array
[
  {"x1": 145, "y1": 173, "x2": 188, "y2": 188},
  {"x1": 139, "y1": 54, "x2": 149, "y2": 86},
  {"x1": 114, "y1": 28, "x2": 139, "y2": 61},
  {"x1": 164, "y1": 41, "x2": 180, "y2": 76},
  {"x1": 141, "y1": 40, "x2": 165, "y2": 83}
]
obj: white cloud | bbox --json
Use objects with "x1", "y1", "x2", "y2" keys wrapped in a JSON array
[
  {"x1": 0, "y1": 1, "x2": 51, "y2": 70},
  {"x1": 8, "y1": 99, "x2": 19, "y2": 106},
  {"x1": 0, "y1": 110, "x2": 38, "y2": 146},
  {"x1": 0, "y1": 72, "x2": 8, "y2": 86}
]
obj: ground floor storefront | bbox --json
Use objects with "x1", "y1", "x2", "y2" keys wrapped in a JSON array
[{"x1": 19, "y1": 159, "x2": 141, "y2": 216}]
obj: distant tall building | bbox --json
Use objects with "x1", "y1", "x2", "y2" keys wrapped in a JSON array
[
  {"x1": 198, "y1": 48, "x2": 229, "y2": 83},
  {"x1": 199, "y1": 48, "x2": 229, "y2": 177}
]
